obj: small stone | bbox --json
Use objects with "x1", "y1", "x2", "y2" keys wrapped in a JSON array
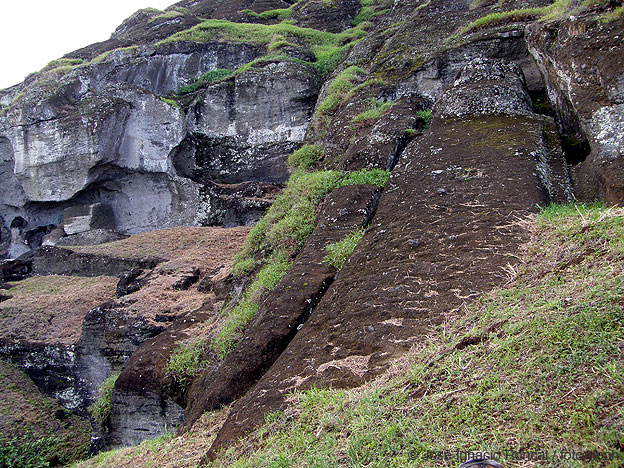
[
  {"x1": 368, "y1": 326, "x2": 375, "y2": 332},
  {"x1": 437, "y1": 188, "x2": 447, "y2": 195},
  {"x1": 408, "y1": 239, "x2": 421, "y2": 248},
  {"x1": 447, "y1": 235, "x2": 458, "y2": 241}
]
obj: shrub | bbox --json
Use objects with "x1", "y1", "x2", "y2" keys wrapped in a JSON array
[
  {"x1": 288, "y1": 144, "x2": 324, "y2": 169},
  {"x1": 0, "y1": 433, "x2": 59, "y2": 468},
  {"x1": 416, "y1": 110, "x2": 431, "y2": 131},
  {"x1": 323, "y1": 228, "x2": 366, "y2": 269},
  {"x1": 88, "y1": 374, "x2": 118, "y2": 426}
]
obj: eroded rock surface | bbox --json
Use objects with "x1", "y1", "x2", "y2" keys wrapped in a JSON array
[{"x1": 527, "y1": 14, "x2": 624, "y2": 202}]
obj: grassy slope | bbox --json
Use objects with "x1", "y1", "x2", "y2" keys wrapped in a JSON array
[
  {"x1": 72, "y1": 204, "x2": 624, "y2": 468},
  {"x1": 0, "y1": 275, "x2": 118, "y2": 344},
  {"x1": 0, "y1": 361, "x2": 91, "y2": 466}
]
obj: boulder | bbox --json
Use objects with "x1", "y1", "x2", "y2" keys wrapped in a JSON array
[{"x1": 63, "y1": 204, "x2": 116, "y2": 235}]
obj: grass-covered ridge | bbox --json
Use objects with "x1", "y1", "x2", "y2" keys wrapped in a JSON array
[
  {"x1": 458, "y1": 0, "x2": 623, "y2": 35},
  {"x1": 158, "y1": 19, "x2": 366, "y2": 76}
]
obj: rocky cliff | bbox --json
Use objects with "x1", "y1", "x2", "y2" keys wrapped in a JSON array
[{"x1": 0, "y1": 0, "x2": 622, "y2": 466}]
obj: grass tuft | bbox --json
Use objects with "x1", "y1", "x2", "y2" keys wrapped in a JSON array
[
  {"x1": 88, "y1": 374, "x2": 119, "y2": 426},
  {"x1": 323, "y1": 228, "x2": 366, "y2": 269},
  {"x1": 352, "y1": 98, "x2": 394, "y2": 124},
  {"x1": 167, "y1": 339, "x2": 208, "y2": 389},
  {"x1": 176, "y1": 69, "x2": 234, "y2": 94},
  {"x1": 287, "y1": 144, "x2": 324, "y2": 170},
  {"x1": 417, "y1": 110, "x2": 432, "y2": 131},
  {"x1": 316, "y1": 66, "x2": 367, "y2": 127}
]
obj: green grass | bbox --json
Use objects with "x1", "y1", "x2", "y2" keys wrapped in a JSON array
[
  {"x1": 42, "y1": 58, "x2": 84, "y2": 70},
  {"x1": 149, "y1": 10, "x2": 183, "y2": 22},
  {"x1": 167, "y1": 339, "x2": 208, "y2": 389},
  {"x1": 0, "y1": 433, "x2": 60, "y2": 468},
  {"x1": 599, "y1": 5, "x2": 624, "y2": 23},
  {"x1": 352, "y1": 98, "x2": 394, "y2": 124},
  {"x1": 323, "y1": 228, "x2": 366, "y2": 269},
  {"x1": 38, "y1": 58, "x2": 84, "y2": 76},
  {"x1": 416, "y1": 110, "x2": 432, "y2": 131},
  {"x1": 176, "y1": 69, "x2": 234, "y2": 94},
  {"x1": 460, "y1": 0, "x2": 574, "y2": 34},
  {"x1": 158, "y1": 19, "x2": 366, "y2": 77},
  {"x1": 88, "y1": 374, "x2": 119, "y2": 426},
  {"x1": 339, "y1": 168, "x2": 390, "y2": 187},
  {"x1": 316, "y1": 66, "x2": 367, "y2": 126},
  {"x1": 287, "y1": 144, "x2": 324, "y2": 170},
  {"x1": 207, "y1": 204, "x2": 624, "y2": 468},
  {"x1": 160, "y1": 97, "x2": 181, "y2": 108},
  {"x1": 351, "y1": 0, "x2": 387, "y2": 26},
  {"x1": 537, "y1": 201, "x2": 604, "y2": 220},
  {"x1": 213, "y1": 253, "x2": 293, "y2": 357},
  {"x1": 242, "y1": 6, "x2": 294, "y2": 21}
]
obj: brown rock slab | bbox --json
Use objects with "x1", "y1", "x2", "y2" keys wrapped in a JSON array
[{"x1": 185, "y1": 183, "x2": 380, "y2": 428}]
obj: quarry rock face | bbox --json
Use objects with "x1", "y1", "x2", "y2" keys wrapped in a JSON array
[
  {"x1": 0, "y1": 0, "x2": 622, "y2": 458},
  {"x1": 527, "y1": 14, "x2": 624, "y2": 202},
  {"x1": 0, "y1": 35, "x2": 316, "y2": 257}
]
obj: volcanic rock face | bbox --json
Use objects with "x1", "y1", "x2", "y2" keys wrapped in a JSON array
[
  {"x1": 526, "y1": 15, "x2": 624, "y2": 202},
  {"x1": 0, "y1": 0, "x2": 622, "y2": 460},
  {"x1": 0, "y1": 34, "x2": 317, "y2": 256}
]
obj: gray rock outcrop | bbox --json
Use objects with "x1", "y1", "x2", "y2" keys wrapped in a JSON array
[{"x1": 0, "y1": 39, "x2": 318, "y2": 258}]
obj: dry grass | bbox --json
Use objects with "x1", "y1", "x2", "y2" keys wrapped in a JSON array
[
  {"x1": 68, "y1": 227, "x2": 250, "y2": 275},
  {"x1": 0, "y1": 275, "x2": 117, "y2": 344}
]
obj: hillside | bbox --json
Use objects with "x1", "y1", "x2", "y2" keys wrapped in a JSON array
[
  {"x1": 71, "y1": 203, "x2": 624, "y2": 468},
  {"x1": 0, "y1": 0, "x2": 623, "y2": 467}
]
